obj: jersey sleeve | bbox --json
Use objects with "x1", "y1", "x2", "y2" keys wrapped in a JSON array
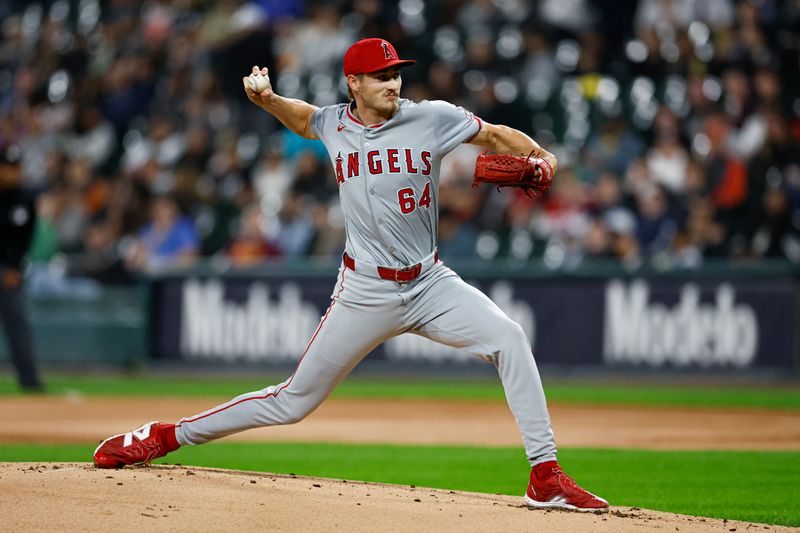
[
  {"x1": 428, "y1": 100, "x2": 482, "y2": 156},
  {"x1": 309, "y1": 105, "x2": 336, "y2": 140}
]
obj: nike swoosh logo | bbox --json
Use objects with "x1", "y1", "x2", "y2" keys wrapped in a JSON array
[{"x1": 338, "y1": 124, "x2": 345, "y2": 132}]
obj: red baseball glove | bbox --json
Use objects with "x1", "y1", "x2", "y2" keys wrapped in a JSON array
[{"x1": 472, "y1": 150, "x2": 554, "y2": 199}]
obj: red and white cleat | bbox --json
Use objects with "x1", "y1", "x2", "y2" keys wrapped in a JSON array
[
  {"x1": 524, "y1": 461, "x2": 609, "y2": 513},
  {"x1": 93, "y1": 421, "x2": 180, "y2": 469}
]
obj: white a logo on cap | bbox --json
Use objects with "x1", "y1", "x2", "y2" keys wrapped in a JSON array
[{"x1": 382, "y1": 41, "x2": 395, "y2": 59}]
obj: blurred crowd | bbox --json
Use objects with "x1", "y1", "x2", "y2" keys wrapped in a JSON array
[{"x1": 1, "y1": 0, "x2": 799, "y2": 288}]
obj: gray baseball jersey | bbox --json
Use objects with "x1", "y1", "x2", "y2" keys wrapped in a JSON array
[
  {"x1": 312, "y1": 98, "x2": 478, "y2": 266},
  {"x1": 175, "y1": 98, "x2": 557, "y2": 466}
]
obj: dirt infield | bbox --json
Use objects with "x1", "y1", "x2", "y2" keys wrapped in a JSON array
[
  {"x1": 2, "y1": 463, "x2": 795, "y2": 533},
  {"x1": 1, "y1": 395, "x2": 799, "y2": 450},
  {"x1": 2, "y1": 395, "x2": 799, "y2": 532}
]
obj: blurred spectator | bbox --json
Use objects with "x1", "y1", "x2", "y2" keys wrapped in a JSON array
[
  {"x1": 439, "y1": 207, "x2": 479, "y2": 259},
  {"x1": 540, "y1": 168, "x2": 591, "y2": 241},
  {"x1": 748, "y1": 109, "x2": 800, "y2": 208},
  {"x1": 18, "y1": 106, "x2": 61, "y2": 191},
  {"x1": 634, "y1": 0, "x2": 735, "y2": 35},
  {"x1": 704, "y1": 111, "x2": 749, "y2": 248},
  {"x1": 607, "y1": 213, "x2": 641, "y2": 268},
  {"x1": 24, "y1": 187, "x2": 105, "y2": 299},
  {"x1": 273, "y1": 4, "x2": 353, "y2": 76},
  {"x1": 646, "y1": 107, "x2": 689, "y2": 195},
  {"x1": 583, "y1": 117, "x2": 645, "y2": 179},
  {"x1": 727, "y1": 0, "x2": 776, "y2": 67},
  {"x1": 521, "y1": 30, "x2": 560, "y2": 98},
  {"x1": 27, "y1": 192, "x2": 60, "y2": 264},
  {"x1": 252, "y1": 144, "x2": 293, "y2": 210},
  {"x1": 540, "y1": 0, "x2": 595, "y2": 34},
  {"x1": 685, "y1": 196, "x2": 727, "y2": 257},
  {"x1": 226, "y1": 203, "x2": 280, "y2": 267},
  {"x1": 272, "y1": 190, "x2": 314, "y2": 257},
  {"x1": 582, "y1": 217, "x2": 614, "y2": 259},
  {"x1": 51, "y1": 158, "x2": 96, "y2": 252},
  {"x1": 125, "y1": 194, "x2": 199, "y2": 273},
  {"x1": 291, "y1": 149, "x2": 330, "y2": 199},
  {"x1": 591, "y1": 172, "x2": 627, "y2": 216},
  {"x1": 750, "y1": 183, "x2": 800, "y2": 261},
  {"x1": 664, "y1": 228, "x2": 703, "y2": 269},
  {"x1": 440, "y1": 143, "x2": 481, "y2": 187},
  {"x1": 65, "y1": 105, "x2": 116, "y2": 171},
  {"x1": 101, "y1": 52, "x2": 156, "y2": 135},
  {"x1": 308, "y1": 201, "x2": 346, "y2": 258},
  {"x1": 634, "y1": 184, "x2": 678, "y2": 256}
]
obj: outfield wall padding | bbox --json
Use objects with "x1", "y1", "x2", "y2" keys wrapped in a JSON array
[{"x1": 148, "y1": 267, "x2": 798, "y2": 372}]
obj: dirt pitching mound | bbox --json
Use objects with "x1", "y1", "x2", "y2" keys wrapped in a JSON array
[{"x1": 1, "y1": 463, "x2": 791, "y2": 532}]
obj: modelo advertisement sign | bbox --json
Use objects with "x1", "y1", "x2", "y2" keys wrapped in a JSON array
[{"x1": 149, "y1": 275, "x2": 797, "y2": 370}]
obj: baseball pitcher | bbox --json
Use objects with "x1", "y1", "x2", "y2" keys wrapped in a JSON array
[{"x1": 93, "y1": 38, "x2": 608, "y2": 513}]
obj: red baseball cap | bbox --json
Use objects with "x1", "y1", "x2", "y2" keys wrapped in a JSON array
[{"x1": 343, "y1": 38, "x2": 416, "y2": 76}]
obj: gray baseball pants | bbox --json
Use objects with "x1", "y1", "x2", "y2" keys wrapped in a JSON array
[{"x1": 175, "y1": 261, "x2": 557, "y2": 465}]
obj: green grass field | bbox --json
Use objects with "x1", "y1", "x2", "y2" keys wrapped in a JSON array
[
  {"x1": 2, "y1": 374, "x2": 800, "y2": 409},
  {"x1": 1, "y1": 442, "x2": 797, "y2": 527},
  {"x1": 1, "y1": 374, "x2": 798, "y2": 526}
]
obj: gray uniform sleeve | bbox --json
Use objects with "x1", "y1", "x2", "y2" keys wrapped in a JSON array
[
  {"x1": 428, "y1": 100, "x2": 481, "y2": 156},
  {"x1": 309, "y1": 105, "x2": 335, "y2": 140}
]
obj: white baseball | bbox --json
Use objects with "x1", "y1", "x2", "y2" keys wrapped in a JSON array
[{"x1": 247, "y1": 75, "x2": 269, "y2": 93}]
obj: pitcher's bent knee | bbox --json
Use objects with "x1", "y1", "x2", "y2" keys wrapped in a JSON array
[
  {"x1": 486, "y1": 318, "x2": 531, "y2": 354},
  {"x1": 272, "y1": 395, "x2": 322, "y2": 425}
]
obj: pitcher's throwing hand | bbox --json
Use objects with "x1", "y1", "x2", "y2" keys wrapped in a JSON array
[{"x1": 242, "y1": 65, "x2": 274, "y2": 105}]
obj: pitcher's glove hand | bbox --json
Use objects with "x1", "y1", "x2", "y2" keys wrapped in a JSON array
[{"x1": 472, "y1": 150, "x2": 554, "y2": 199}]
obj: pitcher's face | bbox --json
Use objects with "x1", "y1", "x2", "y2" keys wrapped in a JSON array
[{"x1": 352, "y1": 67, "x2": 402, "y2": 117}]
